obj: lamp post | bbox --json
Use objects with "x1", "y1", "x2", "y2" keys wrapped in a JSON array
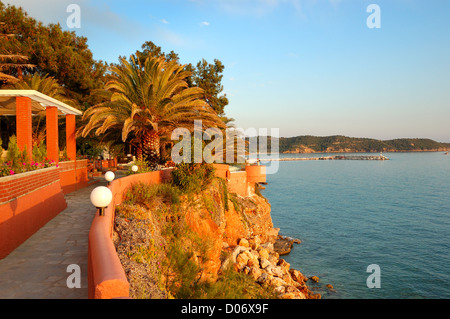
[
  {"x1": 131, "y1": 165, "x2": 138, "y2": 173},
  {"x1": 104, "y1": 171, "x2": 115, "y2": 185},
  {"x1": 90, "y1": 186, "x2": 113, "y2": 216}
]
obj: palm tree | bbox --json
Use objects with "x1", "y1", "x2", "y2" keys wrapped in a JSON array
[
  {"x1": 13, "y1": 73, "x2": 73, "y2": 103},
  {"x1": 80, "y1": 55, "x2": 226, "y2": 167}
]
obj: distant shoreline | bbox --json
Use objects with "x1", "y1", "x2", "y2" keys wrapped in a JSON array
[
  {"x1": 282, "y1": 149, "x2": 450, "y2": 154},
  {"x1": 250, "y1": 149, "x2": 450, "y2": 155},
  {"x1": 248, "y1": 135, "x2": 450, "y2": 155},
  {"x1": 262, "y1": 155, "x2": 389, "y2": 161}
]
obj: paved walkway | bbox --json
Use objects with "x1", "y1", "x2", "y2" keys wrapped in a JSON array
[{"x1": 0, "y1": 180, "x2": 104, "y2": 299}]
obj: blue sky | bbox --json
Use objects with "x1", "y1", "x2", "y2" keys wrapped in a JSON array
[{"x1": 6, "y1": 0, "x2": 450, "y2": 142}]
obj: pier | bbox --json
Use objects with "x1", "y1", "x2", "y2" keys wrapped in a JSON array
[{"x1": 265, "y1": 155, "x2": 389, "y2": 161}]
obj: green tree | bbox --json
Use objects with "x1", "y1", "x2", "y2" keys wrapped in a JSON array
[
  {"x1": 0, "y1": 19, "x2": 35, "y2": 84},
  {"x1": 0, "y1": 2, "x2": 107, "y2": 108},
  {"x1": 130, "y1": 40, "x2": 180, "y2": 67},
  {"x1": 187, "y1": 59, "x2": 229, "y2": 117},
  {"x1": 80, "y1": 55, "x2": 226, "y2": 167},
  {"x1": 129, "y1": 41, "x2": 230, "y2": 120},
  {"x1": 13, "y1": 73, "x2": 74, "y2": 104}
]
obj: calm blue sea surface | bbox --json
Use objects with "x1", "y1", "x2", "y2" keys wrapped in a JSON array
[{"x1": 259, "y1": 152, "x2": 450, "y2": 299}]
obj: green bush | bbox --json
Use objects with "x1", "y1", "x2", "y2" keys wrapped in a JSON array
[
  {"x1": 1, "y1": 136, "x2": 30, "y2": 176},
  {"x1": 6, "y1": 135, "x2": 22, "y2": 170},
  {"x1": 171, "y1": 163, "x2": 216, "y2": 193},
  {"x1": 164, "y1": 249, "x2": 277, "y2": 299},
  {"x1": 123, "y1": 182, "x2": 181, "y2": 207},
  {"x1": 32, "y1": 142, "x2": 47, "y2": 163},
  {"x1": 164, "y1": 243, "x2": 203, "y2": 299},
  {"x1": 0, "y1": 135, "x2": 58, "y2": 177},
  {"x1": 126, "y1": 159, "x2": 155, "y2": 175},
  {"x1": 201, "y1": 265, "x2": 278, "y2": 299}
]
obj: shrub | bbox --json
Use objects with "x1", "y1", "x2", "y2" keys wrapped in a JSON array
[
  {"x1": 164, "y1": 243, "x2": 203, "y2": 299},
  {"x1": 6, "y1": 135, "x2": 22, "y2": 172},
  {"x1": 126, "y1": 159, "x2": 155, "y2": 175},
  {"x1": 0, "y1": 136, "x2": 59, "y2": 177},
  {"x1": 171, "y1": 162, "x2": 216, "y2": 193},
  {"x1": 2, "y1": 136, "x2": 30, "y2": 176},
  {"x1": 201, "y1": 265, "x2": 278, "y2": 299},
  {"x1": 32, "y1": 142, "x2": 47, "y2": 163},
  {"x1": 164, "y1": 247, "x2": 277, "y2": 299},
  {"x1": 123, "y1": 182, "x2": 181, "y2": 207}
]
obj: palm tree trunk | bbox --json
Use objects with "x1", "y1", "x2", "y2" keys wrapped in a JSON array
[
  {"x1": 142, "y1": 130, "x2": 160, "y2": 166},
  {"x1": 136, "y1": 144, "x2": 143, "y2": 161}
]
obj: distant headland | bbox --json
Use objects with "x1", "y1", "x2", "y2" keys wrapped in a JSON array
[{"x1": 250, "y1": 135, "x2": 450, "y2": 154}]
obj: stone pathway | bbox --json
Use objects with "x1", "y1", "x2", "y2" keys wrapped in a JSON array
[{"x1": 0, "y1": 180, "x2": 104, "y2": 299}]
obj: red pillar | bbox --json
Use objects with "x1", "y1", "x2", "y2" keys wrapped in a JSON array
[
  {"x1": 66, "y1": 114, "x2": 76, "y2": 161},
  {"x1": 15, "y1": 96, "x2": 33, "y2": 160},
  {"x1": 46, "y1": 106, "x2": 59, "y2": 163}
]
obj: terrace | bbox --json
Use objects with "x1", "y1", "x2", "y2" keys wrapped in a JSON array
[
  {"x1": 0, "y1": 90, "x2": 267, "y2": 298},
  {"x1": 0, "y1": 90, "x2": 90, "y2": 259}
]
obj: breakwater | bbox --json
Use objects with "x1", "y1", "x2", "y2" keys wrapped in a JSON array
[{"x1": 264, "y1": 155, "x2": 389, "y2": 161}]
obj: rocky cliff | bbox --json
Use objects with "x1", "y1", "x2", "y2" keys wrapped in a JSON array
[{"x1": 113, "y1": 178, "x2": 320, "y2": 299}]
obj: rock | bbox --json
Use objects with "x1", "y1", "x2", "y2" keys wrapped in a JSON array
[
  {"x1": 238, "y1": 238, "x2": 250, "y2": 247},
  {"x1": 279, "y1": 293, "x2": 295, "y2": 299},
  {"x1": 249, "y1": 267, "x2": 262, "y2": 280},
  {"x1": 236, "y1": 252, "x2": 249, "y2": 270},
  {"x1": 277, "y1": 258, "x2": 290, "y2": 271},
  {"x1": 260, "y1": 242, "x2": 274, "y2": 251},
  {"x1": 260, "y1": 258, "x2": 271, "y2": 269},
  {"x1": 310, "y1": 276, "x2": 319, "y2": 283},
  {"x1": 268, "y1": 265, "x2": 285, "y2": 278},
  {"x1": 249, "y1": 235, "x2": 261, "y2": 250},
  {"x1": 231, "y1": 245, "x2": 249, "y2": 262},
  {"x1": 281, "y1": 273, "x2": 298, "y2": 287},
  {"x1": 295, "y1": 291, "x2": 307, "y2": 299},
  {"x1": 257, "y1": 272, "x2": 273, "y2": 284},
  {"x1": 307, "y1": 291, "x2": 322, "y2": 299},
  {"x1": 267, "y1": 228, "x2": 280, "y2": 243},
  {"x1": 279, "y1": 292, "x2": 306, "y2": 299},
  {"x1": 246, "y1": 252, "x2": 260, "y2": 268},
  {"x1": 274, "y1": 285, "x2": 286, "y2": 295},
  {"x1": 264, "y1": 265, "x2": 275, "y2": 275},
  {"x1": 289, "y1": 269, "x2": 307, "y2": 285},
  {"x1": 285, "y1": 285, "x2": 300, "y2": 294},
  {"x1": 269, "y1": 277, "x2": 287, "y2": 287},
  {"x1": 257, "y1": 247, "x2": 270, "y2": 260},
  {"x1": 268, "y1": 252, "x2": 279, "y2": 265},
  {"x1": 220, "y1": 245, "x2": 249, "y2": 272},
  {"x1": 228, "y1": 234, "x2": 320, "y2": 300},
  {"x1": 273, "y1": 236, "x2": 300, "y2": 255}
]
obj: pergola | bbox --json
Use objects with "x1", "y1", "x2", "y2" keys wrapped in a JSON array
[{"x1": 0, "y1": 90, "x2": 83, "y2": 162}]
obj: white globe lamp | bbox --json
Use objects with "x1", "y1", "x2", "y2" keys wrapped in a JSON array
[
  {"x1": 104, "y1": 171, "x2": 115, "y2": 185},
  {"x1": 131, "y1": 165, "x2": 138, "y2": 173},
  {"x1": 90, "y1": 186, "x2": 113, "y2": 216}
]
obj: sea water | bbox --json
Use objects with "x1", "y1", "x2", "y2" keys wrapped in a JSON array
[{"x1": 259, "y1": 152, "x2": 450, "y2": 299}]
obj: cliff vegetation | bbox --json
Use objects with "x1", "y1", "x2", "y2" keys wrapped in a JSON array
[{"x1": 113, "y1": 163, "x2": 321, "y2": 299}]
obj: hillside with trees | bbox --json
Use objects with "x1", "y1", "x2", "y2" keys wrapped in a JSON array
[
  {"x1": 0, "y1": 2, "x2": 230, "y2": 162},
  {"x1": 253, "y1": 135, "x2": 450, "y2": 154}
]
